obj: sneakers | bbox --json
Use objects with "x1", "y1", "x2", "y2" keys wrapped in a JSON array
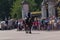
[
  {"x1": 26, "y1": 31, "x2": 28, "y2": 33},
  {"x1": 29, "y1": 32, "x2": 32, "y2": 34}
]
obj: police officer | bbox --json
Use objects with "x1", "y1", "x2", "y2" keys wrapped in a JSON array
[
  {"x1": 5, "y1": 18, "x2": 8, "y2": 30},
  {"x1": 25, "y1": 17, "x2": 32, "y2": 34},
  {"x1": 25, "y1": 11, "x2": 32, "y2": 34}
]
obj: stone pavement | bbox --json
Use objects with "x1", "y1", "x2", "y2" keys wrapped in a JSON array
[{"x1": 0, "y1": 30, "x2": 60, "y2": 40}]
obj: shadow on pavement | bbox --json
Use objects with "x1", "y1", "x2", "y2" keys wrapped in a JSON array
[{"x1": 31, "y1": 33, "x2": 40, "y2": 34}]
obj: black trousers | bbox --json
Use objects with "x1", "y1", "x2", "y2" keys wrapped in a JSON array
[{"x1": 25, "y1": 25, "x2": 31, "y2": 33}]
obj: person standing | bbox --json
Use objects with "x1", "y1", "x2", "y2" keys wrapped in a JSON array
[
  {"x1": 25, "y1": 17, "x2": 32, "y2": 34},
  {"x1": 5, "y1": 18, "x2": 8, "y2": 30}
]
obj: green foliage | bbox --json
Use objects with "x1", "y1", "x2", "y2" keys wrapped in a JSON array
[
  {"x1": 35, "y1": 0, "x2": 43, "y2": 10},
  {"x1": 10, "y1": 0, "x2": 22, "y2": 19},
  {"x1": 27, "y1": 0, "x2": 36, "y2": 11},
  {"x1": 0, "y1": 0, "x2": 15, "y2": 20},
  {"x1": 26, "y1": 0, "x2": 42, "y2": 11}
]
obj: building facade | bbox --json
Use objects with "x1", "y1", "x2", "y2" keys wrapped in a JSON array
[{"x1": 41, "y1": 0, "x2": 59, "y2": 19}]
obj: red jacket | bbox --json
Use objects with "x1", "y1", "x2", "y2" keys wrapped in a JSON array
[{"x1": 33, "y1": 21, "x2": 40, "y2": 26}]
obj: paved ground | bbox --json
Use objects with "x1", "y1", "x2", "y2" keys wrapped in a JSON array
[{"x1": 0, "y1": 30, "x2": 60, "y2": 40}]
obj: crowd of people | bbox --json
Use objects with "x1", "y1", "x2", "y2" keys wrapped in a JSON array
[
  {"x1": 1, "y1": 19, "x2": 17, "y2": 30},
  {"x1": 16, "y1": 10, "x2": 60, "y2": 34},
  {"x1": 17, "y1": 16, "x2": 60, "y2": 31},
  {"x1": 1, "y1": 12, "x2": 60, "y2": 34},
  {"x1": 1, "y1": 16, "x2": 60, "y2": 34}
]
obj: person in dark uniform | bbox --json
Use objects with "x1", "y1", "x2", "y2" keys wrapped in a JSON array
[
  {"x1": 5, "y1": 18, "x2": 8, "y2": 30},
  {"x1": 25, "y1": 17, "x2": 32, "y2": 34},
  {"x1": 5, "y1": 19, "x2": 8, "y2": 25}
]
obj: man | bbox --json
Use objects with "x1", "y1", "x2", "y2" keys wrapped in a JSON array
[
  {"x1": 5, "y1": 18, "x2": 8, "y2": 30},
  {"x1": 25, "y1": 17, "x2": 32, "y2": 34}
]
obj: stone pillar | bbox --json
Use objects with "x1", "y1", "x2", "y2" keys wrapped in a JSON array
[
  {"x1": 41, "y1": 2, "x2": 47, "y2": 19},
  {"x1": 22, "y1": 0, "x2": 29, "y2": 20},
  {"x1": 48, "y1": 1, "x2": 56, "y2": 17}
]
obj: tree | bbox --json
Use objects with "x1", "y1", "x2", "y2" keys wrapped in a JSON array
[
  {"x1": 35, "y1": 0, "x2": 43, "y2": 11},
  {"x1": 9, "y1": 0, "x2": 43, "y2": 19},
  {"x1": 10, "y1": 0, "x2": 22, "y2": 19},
  {"x1": 0, "y1": 0, "x2": 16, "y2": 20}
]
